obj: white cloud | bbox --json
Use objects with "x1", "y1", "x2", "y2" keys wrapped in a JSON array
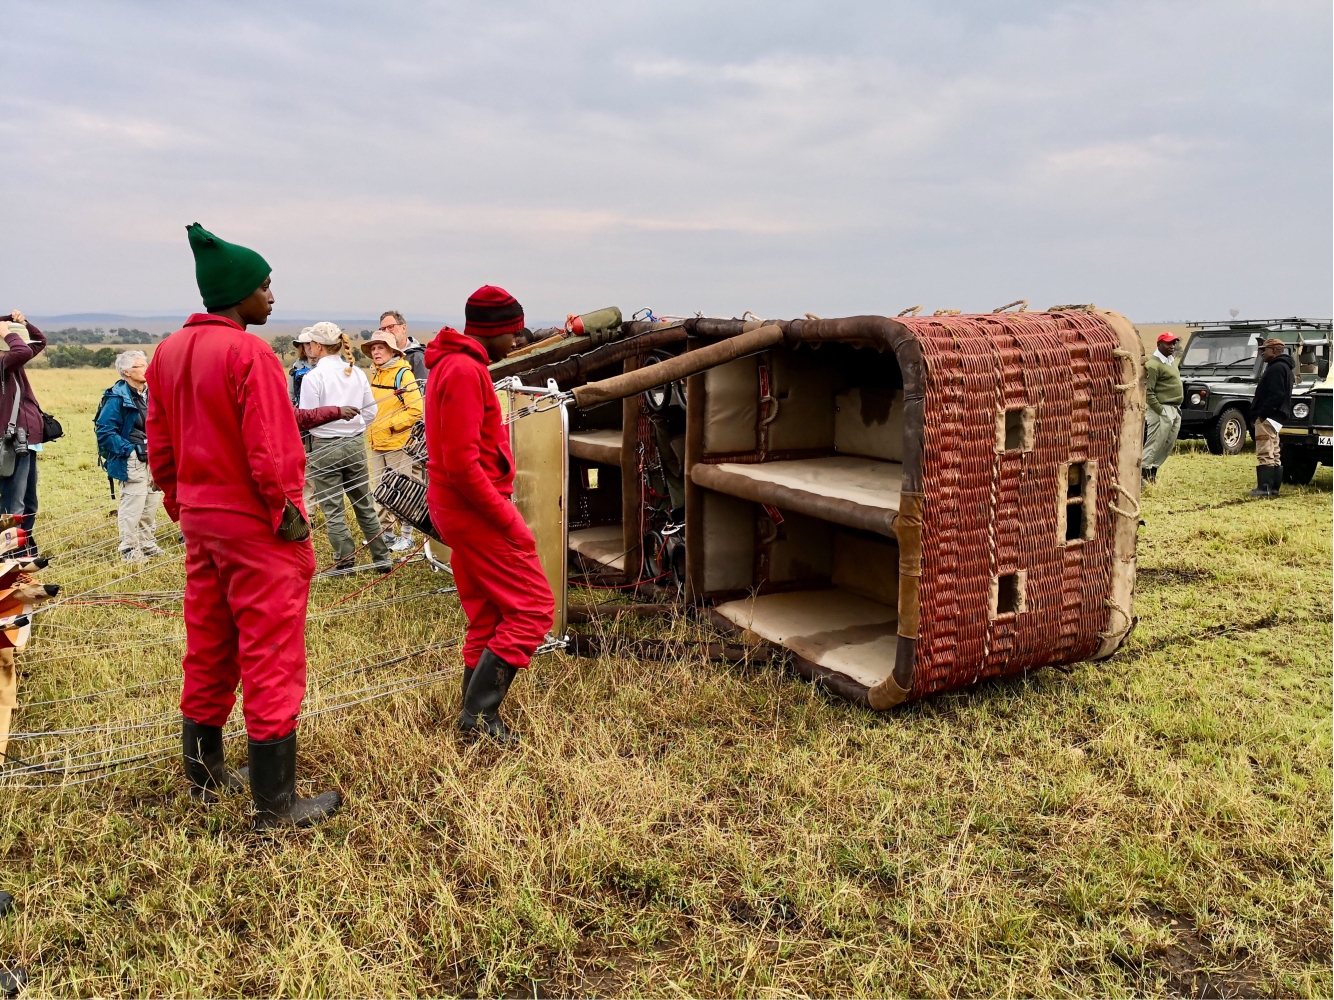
[{"x1": 0, "y1": 0, "x2": 1328, "y2": 320}]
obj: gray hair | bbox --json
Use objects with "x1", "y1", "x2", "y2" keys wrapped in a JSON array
[
  {"x1": 380, "y1": 310, "x2": 406, "y2": 330},
  {"x1": 115, "y1": 350, "x2": 148, "y2": 376}
]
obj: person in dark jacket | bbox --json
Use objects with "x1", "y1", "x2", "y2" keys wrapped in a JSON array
[
  {"x1": 0, "y1": 311, "x2": 48, "y2": 557},
  {"x1": 379, "y1": 310, "x2": 428, "y2": 382},
  {"x1": 1249, "y1": 338, "x2": 1296, "y2": 498},
  {"x1": 96, "y1": 350, "x2": 163, "y2": 561}
]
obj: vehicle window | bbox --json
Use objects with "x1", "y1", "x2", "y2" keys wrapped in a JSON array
[{"x1": 1182, "y1": 334, "x2": 1256, "y2": 367}]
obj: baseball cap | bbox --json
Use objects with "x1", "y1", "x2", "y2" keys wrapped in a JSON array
[
  {"x1": 307, "y1": 322, "x2": 343, "y2": 346},
  {"x1": 1156, "y1": 331, "x2": 1180, "y2": 344}
]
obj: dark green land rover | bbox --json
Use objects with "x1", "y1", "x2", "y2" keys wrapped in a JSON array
[
  {"x1": 1177, "y1": 317, "x2": 1332, "y2": 456},
  {"x1": 1278, "y1": 368, "x2": 1333, "y2": 484}
]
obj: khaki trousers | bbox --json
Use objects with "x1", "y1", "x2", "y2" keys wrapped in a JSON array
[
  {"x1": 370, "y1": 448, "x2": 421, "y2": 533},
  {"x1": 1142, "y1": 405, "x2": 1182, "y2": 471},
  {"x1": 118, "y1": 454, "x2": 161, "y2": 554},
  {"x1": 307, "y1": 435, "x2": 391, "y2": 563},
  {"x1": 1255, "y1": 418, "x2": 1282, "y2": 467}
]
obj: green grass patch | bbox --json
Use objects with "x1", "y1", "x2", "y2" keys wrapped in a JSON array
[{"x1": 1, "y1": 370, "x2": 1329, "y2": 996}]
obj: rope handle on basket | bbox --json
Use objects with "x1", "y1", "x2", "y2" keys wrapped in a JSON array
[
  {"x1": 1097, "y1": 597, "x2": 1133, "y2": 639},
  {"x1": 897, "y1": 305, "x2": 923, "y2": 317},
  {"x1": 1107, "y1": 480, "x2": 1141, "y2": 520},
  {"x1": 1110, "y1": 347, "x2": 1139, "y2": 392},
  {"x1": 991, "y1": 299, "x2": 1028, "y2": 313}
]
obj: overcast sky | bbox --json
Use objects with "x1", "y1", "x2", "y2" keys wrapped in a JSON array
[{"x1": 3, "y1": 1, "x2": 1330, "y2": 323}]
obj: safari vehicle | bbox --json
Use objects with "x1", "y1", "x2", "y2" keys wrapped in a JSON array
[
  {"x1": 1278, "y1": 368, "x2": 1334, "y2": 484},
  {"x1": 1177, "y1": 317, "x2": 1332, "y2": 455}
]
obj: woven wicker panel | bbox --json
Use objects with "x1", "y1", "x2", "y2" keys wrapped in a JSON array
[{"x1": 902, "y1": 312, "x2": 1125, "y2": 697}]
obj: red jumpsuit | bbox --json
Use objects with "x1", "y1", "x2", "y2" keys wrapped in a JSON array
[
  {"x1": 146, "y1": 314, "x2": 315, "y2": 742},
  {"x1": 424, "y1": 328, "x2": 553, "y2": 669}
]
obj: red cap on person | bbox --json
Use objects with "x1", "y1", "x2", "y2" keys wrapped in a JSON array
[
  {"x1": 464, "y1": 285, "x2": 525, "y2": 339},
  {"x1": 1156, "y1": 331, "x2": 1180, "y2": 344}
]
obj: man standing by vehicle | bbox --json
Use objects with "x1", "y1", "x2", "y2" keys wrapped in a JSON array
[
  {"x1": 362, "y1": 331, "x2": 423, "y2": 551},
  {"x1": 423, "y1": 285, "x2": 554, "y2": 744},
  {"x1": 147, "y1": 222, "x2": 341, "y2": 828},
  {"x1": 1249, "y1": 338, "x2": 1296, "y2": 498},
  {"x1": 1142, "y1": 332, "x2": 1183, "y2": 485},
  {"x1": 379, "y1": 310, "x2": 427, "y2": 383}
]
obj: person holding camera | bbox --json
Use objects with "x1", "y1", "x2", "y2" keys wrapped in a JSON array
[
  {"x1": 0, "y1": 310, "x2": 49, "y2": 558},
  {"x1": 147, "y1": 223, "x2": 340, "y2": 829},
  {"x1": 95, "y1": 350, "x2": 163, "y2": 562}
]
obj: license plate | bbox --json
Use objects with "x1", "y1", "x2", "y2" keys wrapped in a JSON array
[{"x1": 1319, "y1": 435, "x2": 1332, "y2": 447}]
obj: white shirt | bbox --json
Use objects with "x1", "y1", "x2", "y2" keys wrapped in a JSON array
[
  {"x1": 299, "y1": 355, "x2": 377, "y2": 438},
  {"x1": 1153, "y1": 349, "x2": 1176, "y2": 365}
]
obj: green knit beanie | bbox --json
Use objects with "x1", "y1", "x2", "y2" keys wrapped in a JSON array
[{"x1": 186, "y1": 223, "x2": 271, "y2": 312}]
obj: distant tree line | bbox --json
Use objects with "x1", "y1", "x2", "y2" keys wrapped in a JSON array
[
  {"x1": 47, "y1": 326, "x2": 157, "y2": 345},
  {"x1": 47, "y1": 345, "x2": 120, "y2": 368}
]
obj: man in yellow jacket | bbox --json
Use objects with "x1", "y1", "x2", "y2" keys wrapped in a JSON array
[{"x1": 361, "y1": 331, "x2": 424, "y2": 551}]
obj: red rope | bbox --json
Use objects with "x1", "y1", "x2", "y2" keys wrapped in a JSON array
[
  {"x1": 319, "y1": 540, "x2": 426, "y2": 609},
  {"x1": 64, "y1": 598, "x2": 185, "y2": 618}
]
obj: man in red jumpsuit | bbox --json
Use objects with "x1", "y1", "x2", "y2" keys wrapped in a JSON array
[
  {"x1": 424, "y1": 285, "x2": 554, "y2": 743},
  {"x1": 147, "y1": 223, "x2": 341, "y2": 828}
]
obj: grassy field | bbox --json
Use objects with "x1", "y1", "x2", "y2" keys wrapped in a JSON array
[{"x1": 0, "y1": 367, "x2": 1329, "y2": 998}]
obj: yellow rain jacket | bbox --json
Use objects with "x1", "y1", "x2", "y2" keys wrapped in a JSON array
[{"x1": 367, "y1": 356, "x2": 423, "y2": 452}]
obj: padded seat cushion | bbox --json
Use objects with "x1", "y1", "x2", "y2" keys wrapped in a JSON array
[
  {"x1": 714, "y1": 588, "x2": 898, "y2": 689},
  {"x1": 569, "y1": 524, "x2": 626, "y2": 571},
  {"x1": 691, "y1": 456, "x2": 902, "y2": 537},
  {"x1": 568, "y1": 429, "x2": 622, "y2": 466}
]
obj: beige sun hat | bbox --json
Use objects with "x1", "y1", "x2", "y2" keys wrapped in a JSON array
[
  {"x1": 359, "y1": 330, "x2": 404, "y2": 358},
  {"x1": 307, "y1": 321, "x2": 343, "y2": 346},
  {"x1": 292, "y1": 326, "x2": 314, "y2": 346}
]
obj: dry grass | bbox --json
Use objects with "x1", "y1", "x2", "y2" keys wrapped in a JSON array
[{"x1": 1, "y1": 368, "x2": 1329, "y2": 997}]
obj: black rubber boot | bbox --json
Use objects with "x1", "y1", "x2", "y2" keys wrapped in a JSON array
[
  {"x1": 182, "y1": 717, "x2": 245, "y2": 801},
  {"x1": 1268, "y1": 465, "x2": 1283, "y2": 497},
  {"x1": 1249, "y1": 467, "x2": 1270, "y2": 498},
  {"x1": 462, "y1": 665, "x2": 475, "y2": 702},
  {"x1": 248, "y1": 732, "x2": 342, "y2": 830},
  {"x1": 458, "y1": 649, "x2": 519, "y2": 744},
  {"x1": 0, "y1": 965, "x2": 27, "y2": 998}
]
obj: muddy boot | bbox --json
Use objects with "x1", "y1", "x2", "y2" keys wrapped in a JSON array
[
  {"x1": 248, "y1": 732, "x2": 342, "y2": 830},
  {"x1": 461, "y1": 665, "x2": 475, "y2": 702},
  {"x1": 458, "y1": 649, "x2": 519, "y2": 745},
  {"x1": 183, "y1": 718, "x2": 245, "y2": 801}
]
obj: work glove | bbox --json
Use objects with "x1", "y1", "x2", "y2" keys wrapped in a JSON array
[{"x1": 278, "y1": 500, "x2": 310, "y2": 542}]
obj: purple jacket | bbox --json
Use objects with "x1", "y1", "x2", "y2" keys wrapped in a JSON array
[{"x1": 0, "y1": 317, "x2": 47, "y2": 444}]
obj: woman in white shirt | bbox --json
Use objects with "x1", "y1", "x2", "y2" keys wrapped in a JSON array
[{"x1": 299, "y1": 322, "x2": 391, "y2": 571}]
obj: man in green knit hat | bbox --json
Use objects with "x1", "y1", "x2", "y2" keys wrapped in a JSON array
[{"x1": 145, "y1": 223, "x2": 342, "y2": 830}]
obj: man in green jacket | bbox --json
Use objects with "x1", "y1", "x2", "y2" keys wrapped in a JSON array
[{"x1": 1142, "y1": 332, "x2": 1184, "y2": 484}]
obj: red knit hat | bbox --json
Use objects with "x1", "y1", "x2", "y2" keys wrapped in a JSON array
[{"x1": 464, "y1": 285, "x2": 525, "y2": 339}]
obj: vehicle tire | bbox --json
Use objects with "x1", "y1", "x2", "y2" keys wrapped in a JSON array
[
  {"x1": 1205, "y1": 408, "x2": 1248, "y2": 456},
  {"x1": 1280, "y1": 442, "x2": 1319, "y2": 485}
]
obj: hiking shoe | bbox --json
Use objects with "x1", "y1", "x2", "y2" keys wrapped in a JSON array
[
  {"x1": 120, "y1": 548, "x2": 145, "y2": 563},
  {"x1": 389, "y1": 535, "x2": 413, "y2": 552}
]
